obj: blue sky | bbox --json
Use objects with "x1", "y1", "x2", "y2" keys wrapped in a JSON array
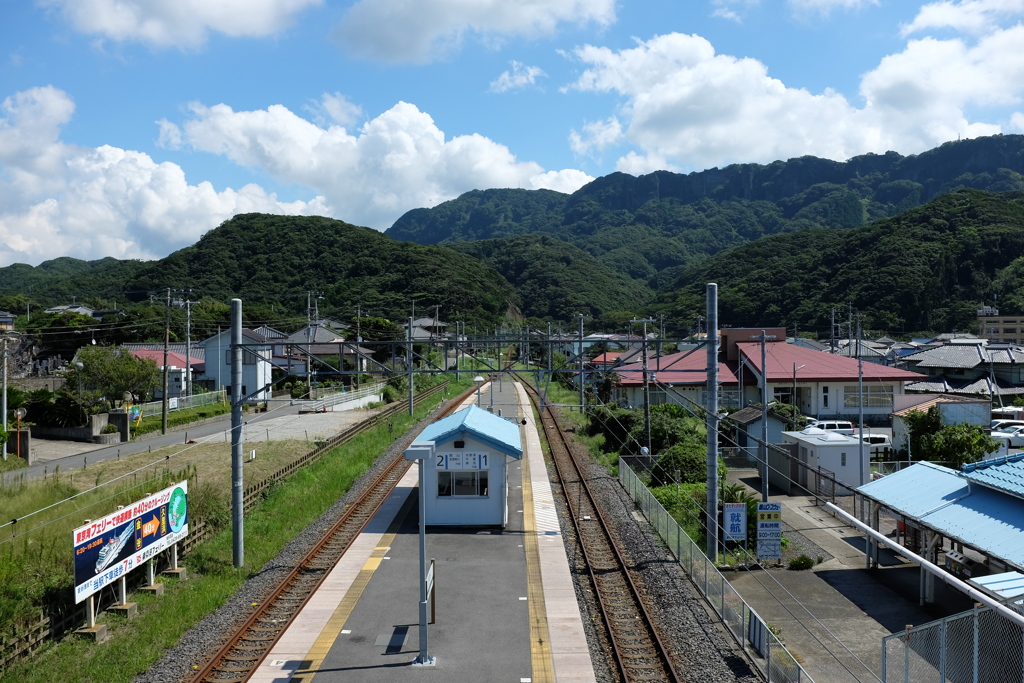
[{"x1": 2, "y1": 0, "x2": 1023, "y2": 267}]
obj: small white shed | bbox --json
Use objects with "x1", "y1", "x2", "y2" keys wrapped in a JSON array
[
  {"x1": 781, "y1": 427, "x2": 868, "y2": 492},
  {"x1": 415, "y1": 405, "x2": 523, "y2": 526}
]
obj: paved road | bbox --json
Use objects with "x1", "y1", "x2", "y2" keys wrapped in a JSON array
[{"x1": 2, "y1": 397, "x2": 383, "y2": 486}]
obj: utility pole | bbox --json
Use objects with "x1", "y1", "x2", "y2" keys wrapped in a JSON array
[
  {"x1": 751, "y1": 330, "x2": 777, "y2": 501},
  {"x1": 184, "y1": 293, "x2": 193, "y2": 399},
  {"x1": 356, "y1": 304, "x2": 361, "y2": 392},
  {"x1": 161, "y1": 287, "x2": 170, "y2": 435},
  {"x1": 577, "y1": 314, "x2": 585, "y2": 411},
  {"x1": 407, "y1": 316, "x2": 414, "y2": 415},
  {"x1": 230, "y1": 299, "x2": 244, "y2": 567},
  {"x1": 632, "y1": 317, "x2": 655, "y2": 454},
  {"x1": 706, "y1": 284, "x2": 719, "y2": 562},
  {"x1": 1, "y1": 336, "x2": 7, "y2": 461}
]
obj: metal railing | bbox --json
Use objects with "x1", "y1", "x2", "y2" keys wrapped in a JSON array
[
  {"x1": 116, "y1": 390, "x2": 227, "y2": 417},
  {"x1": 882, "y1": 602, "x2": 1024, "y2": 682},
  {"x1": 298, "y1": 382, "x2": 386, "y2": 411},
  {"x1": 619, "y1": 460, "x2": 814, "y2": 683}
]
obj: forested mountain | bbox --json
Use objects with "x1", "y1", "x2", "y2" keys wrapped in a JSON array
[
  {"x1": 655, "y1": 189, "x2": 1024, "y2": 336},
  {"x1": 448, "y1": 234, "x2": 654, "y2": 321},
  {"x1": 386, "y1": 135, "x2": 1024, "y2": 286},
  {"x1": 0, "y1": 215, "x2": 524, "y2": 333}
]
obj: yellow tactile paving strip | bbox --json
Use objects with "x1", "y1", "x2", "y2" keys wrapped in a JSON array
[
  {"x1": 515, "y1": 382, "x2": 597, "y2": 683},
  {"x1": 521, "y1": 413, "x2": 556, "y2": 683}
]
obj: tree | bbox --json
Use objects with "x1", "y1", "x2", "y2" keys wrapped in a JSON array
[
  {"x1": 73, "y1": 346, "x2": 161, "y2": 407},
  {"x1": 902, "y1": 405, "x2": 1000, "y2": 468}
]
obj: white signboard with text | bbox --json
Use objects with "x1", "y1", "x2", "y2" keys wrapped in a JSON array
[
  {"x1": 723, "y1": 502, "x2": 747, "y2": 542},
  {"x1": 757, "y1": 502, "x2": 782, "y2": 560}
]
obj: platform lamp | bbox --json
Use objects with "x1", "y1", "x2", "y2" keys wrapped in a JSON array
[
  {"x1": 403, "y1": 441, "x2": 437, "y2": 667},
  {"x1": 474, "y1": 375, "x2": 484, "y2": 406}
]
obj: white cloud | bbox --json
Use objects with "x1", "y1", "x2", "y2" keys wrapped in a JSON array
[
  {"x1": 615, "y1": 152, "x2": 678, "y2": 175},
  {"x1": 788, "y1": 0, "x2": 878, "y2": 14},
  {"x1": 38, "y1": 0, "x2": 321, "y2": 49},
  {"x1": 902, "y1": 0, "x2": 1024, "y2": 37},
  {"x1": 177, "y1": 99, "x2": 591, "y2": 228},
  {"x1": 0, "y1": 87, "x2": 327, "y2": 266},
  {"x1": 568, "y1": 117, "x2": 622, "y2": 155},
  {"x1": 332, "y1": 0, "x2": 615, "y2": 64},
  {"x1": 1011, "y1": 112, "x2": 1024, "y2": 132},
  {"x1": 318, "y1": 92, "x2": 363, "y2": 127},
  {"x1": 490, "y1": 61, "x2": 547, "y2": 93},
  {"x1": 564, "y1": 27, "x2": 1024, "y2": 172}
]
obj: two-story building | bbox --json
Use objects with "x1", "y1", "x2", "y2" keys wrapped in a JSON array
[
  {"x1": 612, "y1": 328, "x2": 926, "y2": 424},
  {"x1": 200, "y1": 329, "x2": 273, "y2": 402}
]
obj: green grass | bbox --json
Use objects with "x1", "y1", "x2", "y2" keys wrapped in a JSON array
[{"x1": 0, "y1": 379, "x2": 473, "y2": 682}]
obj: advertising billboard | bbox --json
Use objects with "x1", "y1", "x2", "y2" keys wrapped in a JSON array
[{"x1": 72, "y1": 481, "x2": 189, "y2": 604}]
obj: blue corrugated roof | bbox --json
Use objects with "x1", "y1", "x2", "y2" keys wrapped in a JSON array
[
  {"x1": 961, "y1": 454, "x2": 1024, "y2": 501},
  {"x1": 416, "y1": 405, "x2": 522, "y2": 457},
  {"x1": 859, "y1": 461, "x2": 1024, "y2": 569},
  {"x1": 859, "y1": 462, "x2": 968, "y2": 518},
  {"x1": 970, "y1": 571, "x2": 1024, "y2": 601}
]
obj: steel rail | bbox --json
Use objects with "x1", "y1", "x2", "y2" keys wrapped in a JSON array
[
  {"x1": 189, "y1": 382, "x2": 475, "y2": 683},
  {"x1": 519, "y1": 376, "x2": 683, "y2": 683}
]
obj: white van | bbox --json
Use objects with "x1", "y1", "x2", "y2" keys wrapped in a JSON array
[{"x1": 811, "y1": 420, "x2": 855, "y2": 434}]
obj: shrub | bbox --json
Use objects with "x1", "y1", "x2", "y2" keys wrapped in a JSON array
[
  {"x1": 788, "y1": 554, "x2": 815, "y2": 570},
  {"x1": 100, "y1": 424, "x2": 120, "y2": 434},
  {"x1": 381, "y1": 385, "x2": 401, "y2": 403}
]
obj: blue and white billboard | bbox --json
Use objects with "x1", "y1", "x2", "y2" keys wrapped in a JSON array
[{"x1": 72, "y1": 481, "x2": 189, "y2": 603}]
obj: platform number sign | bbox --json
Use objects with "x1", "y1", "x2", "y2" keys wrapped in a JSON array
[
  {"x1": 756, "y1": 502, "x2": 782, "y2": 560},
  {"x1": 435, "y1": 453, "x2": 489, "y2": 469},
  {"x1": 723, "y1": 503, "x2": 747, "y2": 542}
]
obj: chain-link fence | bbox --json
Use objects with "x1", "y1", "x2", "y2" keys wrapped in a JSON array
[
  {"x1": 620, "y1": 459, "x2": 815, "y2": 683},
  {"x1": 882, "y1": 602, "x2": 1024, "y2": 682}
]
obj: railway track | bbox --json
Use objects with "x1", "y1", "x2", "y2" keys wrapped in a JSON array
[
  {"x1": 189, "y1": 383, "x2": 476, "y2": 683},
  {"x1": 520, "y1": 378, "x2": 684, "y2": 683}
]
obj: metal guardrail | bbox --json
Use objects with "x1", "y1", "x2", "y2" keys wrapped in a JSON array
[{"x1": 619, "y1": 460, "x2": 814, "y2": 683}]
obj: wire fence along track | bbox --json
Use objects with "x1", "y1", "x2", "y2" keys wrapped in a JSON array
[
  {"x1": 618, "y1": 462, "x2": 815, "y2": 683},
  {"x1": 189, "y1": 382, "x2": 475, "y2": 683},
  {"x1": 519, "y1": 380, "x2": 682, "y2": 683},
  {"x1": 0, "y1": 382, "x2": 453, "y2": 673}
]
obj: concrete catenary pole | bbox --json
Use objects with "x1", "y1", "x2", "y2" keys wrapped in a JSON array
[
  {"x1": 577, "y1": 314, "x2": 585, "y2": 411},
  {"x1": 407, "y1": 316, "x2": 414, "y2": 415},
  {"x1": 1, "y1": 336, "x2": 7, "y2": 461},
  {"x1": 706, "y1": 283, "x2": 719, "y2": 562},
  {"x1": 231, "y1": 299, "x2": 244, "y2": 567},
  {"x1": 161, "y1": 287, "x2": 170, "y2": 434}
]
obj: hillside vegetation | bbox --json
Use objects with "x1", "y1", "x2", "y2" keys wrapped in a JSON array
[
  {"x1": 387, "y1": 135, "x2": 1024, "y2": 286},
  {"x1": 657, "y1": 189, "x2": 1024, "y2": 334},
  {"x1": 448, "y1": 234, "x2": 654, "y2": 321}
]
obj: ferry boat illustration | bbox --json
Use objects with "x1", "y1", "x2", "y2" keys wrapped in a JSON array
[{"x1": 95, "y1": 524, "x2": 135, "y2": 573}]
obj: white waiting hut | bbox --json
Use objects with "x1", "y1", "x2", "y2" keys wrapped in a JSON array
[{"x1": 414, "y1": 405, "x2": 523, "y2": 526}]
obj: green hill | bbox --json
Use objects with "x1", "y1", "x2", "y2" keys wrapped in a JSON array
[
  {"x1": 655, "y1": 189, "x2": 1024, "y2": 336},
  {"x1": 448, "y1": 234, "x2": 654, "y2": 321},
  {"x1": 386, "y1": 135, "x2": 1024, "y2": 285}
]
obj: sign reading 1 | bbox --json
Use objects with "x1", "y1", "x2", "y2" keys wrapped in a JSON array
[{"x1": 435, "y1": 453, "x2": 489, "y2": 470}]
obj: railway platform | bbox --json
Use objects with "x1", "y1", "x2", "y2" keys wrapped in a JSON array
[{"x1": 249, "y1": 381, "x2": 596, "y2": 683}]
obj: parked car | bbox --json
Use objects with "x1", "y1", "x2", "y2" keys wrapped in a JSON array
[
  {"x1": 860, "y1": 434, "x2": 892, "y2": 455},
  {"x1": 810, "y1": 420, "x2": 856, "y2": 434},
  {"x1": 992, "y1": 424, "x2": 1024, "y2": 448},
  {"x1": 991, "y1": 419, "x2": 1024, "y2": 431}
]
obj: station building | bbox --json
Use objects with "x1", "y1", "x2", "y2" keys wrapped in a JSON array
[{"x1": 415, "y1": 404, "x2": 523, "y2": 526}]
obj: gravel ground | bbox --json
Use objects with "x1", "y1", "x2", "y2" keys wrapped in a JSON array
[
  {"x1": 552, "y1": 408, "x2": 762, "y2": 683},
  {"x1": 134, "y1": 400, "x2": 453, "y2": 683}
]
